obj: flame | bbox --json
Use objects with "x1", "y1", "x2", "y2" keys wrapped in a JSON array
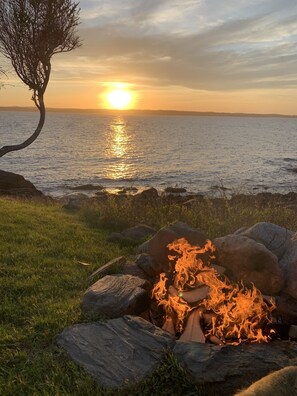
[{"x1": 151, "y1": 238, "x2": 276, "y2": 344}]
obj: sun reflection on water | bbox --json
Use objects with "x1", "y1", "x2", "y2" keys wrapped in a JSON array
[{"x1": 105, "y1": 117, "x2": 135, "y2": 180}]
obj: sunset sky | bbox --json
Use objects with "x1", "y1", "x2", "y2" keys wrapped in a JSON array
[{"x1": 1, "y1": 0, "x2": 297, "y2": 114}]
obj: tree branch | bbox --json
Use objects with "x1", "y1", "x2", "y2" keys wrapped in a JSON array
[{"x1": 0, "y1": 95, "x2": 45, "y2": 157}]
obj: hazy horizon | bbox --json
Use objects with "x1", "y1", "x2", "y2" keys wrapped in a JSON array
[{"x1": 1, "y1": 105, "x2": 297, "y2": 118}]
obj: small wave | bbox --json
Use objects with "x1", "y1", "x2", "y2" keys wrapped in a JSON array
[{"x1": 283, "y1": 157, "x2": 297, "y2": 162}]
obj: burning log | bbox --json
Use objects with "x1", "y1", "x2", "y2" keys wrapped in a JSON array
[
  {"x1": 208, "y1": 335, "x2": 224, "y2": 345},
  {"x1": 168, "y1": 285, "x2": 209, "y2": 304},
  {"x1": 179, "y1": 308, "x2": 205, "y2": 343},
  {"x1": 162, "y1": 314, "x2": 176, "y2": 336},
  {"x1": 151, "y1": 238, "x2": 276, "y2": 345},
  {"x1": 210, "y1": 264, "x2": 226, "y2": 275}
]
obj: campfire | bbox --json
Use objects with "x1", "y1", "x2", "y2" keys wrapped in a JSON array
[{"x1": 151, "y1": 238, "x2": 276, "y2": 345}]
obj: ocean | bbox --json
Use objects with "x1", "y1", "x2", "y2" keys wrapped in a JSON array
[{"x1": 1, "y1": 110, "x2": 297, "y2": 197}]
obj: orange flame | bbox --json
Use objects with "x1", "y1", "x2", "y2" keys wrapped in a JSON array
[{"x1": 151, "y1": 238, "x2": 276, "y2": 344}]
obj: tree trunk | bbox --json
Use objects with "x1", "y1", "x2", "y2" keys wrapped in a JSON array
[{"x1": 0, "y1": 95, "x2": 45, "y2": 157}]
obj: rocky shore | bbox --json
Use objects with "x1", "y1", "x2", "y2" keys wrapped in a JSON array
[{"x1": 2, "y1": 169, "x2": 297, "y2": 213}]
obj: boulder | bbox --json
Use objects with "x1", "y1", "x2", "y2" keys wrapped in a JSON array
[
  {"x1": 121, "y1": 262, "x2": 153, "y2": 283},
  {"x1": 0, "y1": 170, "x2": 43, "y2": 197},
  {"x1": 81, "y1": 274, "x2": 151, "y2": 318},
  {"x1": 88, "y1": 256, "x2": 126, "y2": 281},
  {"x1": 279, "y1": 240, "x2": 297, "y2": 300},
  {"x1": 57, "y1": 315, "x2": 175, "y2": 388},
  {"x1": 108, "y1": 224, "x2": 156, "y2": 244},
  {"x1": 134, "y1": 187, "x2": 159, "y2": 200},
  {"x1": 275, "y1": 293, "x2": 297, "y2": 324},
  {"x1": 135, "y1": 253, "x2": 163, "y2": 277},
  {"x1": 138, "y1": 222, "x2": 208, "y2": 272},
  {"x1": 236, "y1": 366, "x2": 297, "y2": 396},
  {"x1": 234, "y1": 222, "x2": 293, "y2": 260},
  {"x1": 214, "y1": 235, "x2": 284, "y2": 295},
  {"x1": 173, "y1": 340, "x2": 297, "y2": 396}
]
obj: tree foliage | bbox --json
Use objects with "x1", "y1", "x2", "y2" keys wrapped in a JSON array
[{"x1": 0, "y1": 0, "x2": 80, "y2": 157}]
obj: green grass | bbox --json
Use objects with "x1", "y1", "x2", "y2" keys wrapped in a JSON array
[{"x1": 0, "y1": 195, "x2": 296, "y2": 395}]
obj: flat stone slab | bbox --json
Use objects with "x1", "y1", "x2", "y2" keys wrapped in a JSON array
[
  {"x1": 57, "y1": 315, "x2": 175, "y2": 388},
  {"x1": 173, "y1": 340, "x2": 297, "y2": 395},
  {"x1": 81, "y1": 274, "x2": 151, "y2": 318}
]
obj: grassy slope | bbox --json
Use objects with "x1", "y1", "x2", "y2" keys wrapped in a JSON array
[{"x1": 0, "y1": 196, "x2": 296, "y2": 396}]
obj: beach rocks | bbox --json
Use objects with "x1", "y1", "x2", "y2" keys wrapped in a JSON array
[
  {"x1": 135, "y1": 187, "x2": 159, "y2": 200},
  {"x1": 214, "y1": 234, "x2": 284, "y2": 295},
  {"x1": 81, "y1": 274, "x2": 151, "y2": 318},
  {"x1": 108, "y1": 224, "x2": 156, "y2": 244},
  {"x1": 68, "y1": 184, "x2": 104, "y2": 191},
  {"x1": 0, "y1": 170, "x2": 43, "y2": 197},
  {"x1": 138, "y1": 221, "x2": 207, "y2": 272},
  {"x1": 57, "y1": 315, "x2": 175, "y2": 388},
  {"x1": 173, "y1": 340, "x2": 297, "y2": 396}
]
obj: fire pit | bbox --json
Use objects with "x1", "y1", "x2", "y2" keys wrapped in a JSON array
[
  {"x1": 57, "y1": 221, "x2": 297, "y2": 394},
  {"x1": 151, "y1": 237, "x2": 276, "y2": 345}
]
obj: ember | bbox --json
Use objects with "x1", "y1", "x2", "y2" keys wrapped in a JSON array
[{"x1": 151, "y1": 238, "x2": 276, "y2": 345}]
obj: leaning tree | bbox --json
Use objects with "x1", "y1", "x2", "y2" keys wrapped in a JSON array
[{"x1": 0, "y1": 0, "x2": 80, "y2": 157}]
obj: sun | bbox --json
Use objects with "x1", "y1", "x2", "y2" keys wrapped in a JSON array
[{"x1": 106, "y1": 89, "x2": 132, "y2": 109}]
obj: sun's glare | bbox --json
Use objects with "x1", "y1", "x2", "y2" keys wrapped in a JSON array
[{"x1": 106, "y1": 89, "x2": 132, "y2": 109}]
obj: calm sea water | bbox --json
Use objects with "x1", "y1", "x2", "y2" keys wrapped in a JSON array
[{"x1": 1, "y1": 110, "x2": 297, "y2": 197}]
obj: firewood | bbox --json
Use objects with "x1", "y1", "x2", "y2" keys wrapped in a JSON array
[
  {"x1": 208, "y1": 335, "x2": 224, "y2": 345},
  {"x1": 179, "y1": 308, "x2": 205, "y2": 343},
  {"x1": 162, "y1": 316, "x2": 176, "y2": 335},
  {"x1": 168, "y1": 285, "x2": 209, "y2": 304},
  {"x1": 203, "y1": 312, "x2": 217, "y2": 325},
  {"x1": 168, "y1": 285, "x2": 179, "y2": 297},
  {"x1": 210, "y1": 264, "x2": 226, "y2": 275}
]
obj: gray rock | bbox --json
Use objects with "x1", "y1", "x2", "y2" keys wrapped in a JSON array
[
  {"x1": 108, "y1": 224, "x2": 156, "y2": 244},
  {"x1": 279, "y1": 240, "x2": 297, "y2": 300},
  {"x1": 88, "y1": 256, "x2": 126, "y2": 281},
  {"x1": 275, "y1": 293, "x2": 297, "y2": 323},
  {"x1": 234, "y1": 222, "x2": 293, "y2": 260},
  {"x1": 138, "y1": 222, "x2": 207, "y2": 272},
  {"x1": 173, "y1": 340, "x2": 297, "y2": 396},
  {"x1": 135, "y1": 253, "x2": 163, "y2": 277},
  {"x1": 81, "y1": 274, "x2": 151, "y2": 318},
  {"x1": 0, "y1": 170, "x2": 43, "y2": 197},
  {"x1": 236, "y1": 366, "x2": 297, "y2": 396},
  {"x1": 135, "y1": 187, "x2": 159, "y2": 200},
  {"x1": 57, "y1": 315, "x2": 175, "y2": 388},
  {"x1": 214, "y1": 234, "x2": 284, "y2": 295},
  {"x1": 121, "y1": 262, "x2": 152, "y2": 283}
]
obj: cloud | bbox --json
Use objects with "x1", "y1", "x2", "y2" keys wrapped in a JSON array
[{"x1": 53, "y1": 1, "x2": 297, "y2": 92}]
